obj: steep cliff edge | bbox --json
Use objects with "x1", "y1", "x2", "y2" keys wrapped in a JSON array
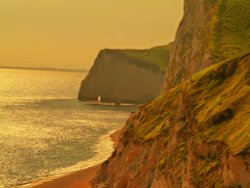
[
  {"x1": 78, "y1": 45, "x2": 171, "y2": 104},
  {"x1": 163, "y1": 0, "x2": 250, "y2": 89},
  {"x1": 92, "y1": 53, "x2": 250, "y2": 188},
  {"x1": 90, "y1": 0, "x2": 250, "y2": 187}
]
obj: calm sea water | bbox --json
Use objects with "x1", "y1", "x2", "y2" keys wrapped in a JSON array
[{"x1": 0, "y1": 68, "x2": 136, "y2": 188}]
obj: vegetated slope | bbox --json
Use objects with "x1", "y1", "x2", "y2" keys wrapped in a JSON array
[
  {"x1": 163, "y1": 0, "x2": 250, "y2": 89},
  {"x1": 92, "y1": 53, "x2": 250, "y2": 188},
  {"x1": 78, "y1": 44, "x2": 171, "y2": 104},
  {"x1": 117, "y1": 44, "x2": 172, "y2": 73}
]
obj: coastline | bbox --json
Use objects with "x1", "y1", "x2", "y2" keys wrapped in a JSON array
[
  {"x1": 23, "y1": 130, "x2": 121, "y2": 188},
  {"x1": 24, "y1": 165, "x2": 100, "y2": 188},
  {"x1": 83, "y1": 101, "x2": 139, "y2": 107}
]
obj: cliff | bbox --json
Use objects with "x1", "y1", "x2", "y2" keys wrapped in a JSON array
[
  {"x1": 91, "y1": 0, "x2": 250, "y2": 187},
  {"x1": 78, "y1": 45, "x2": 171, "y2": 104},
  {"x1": 92, "y1": 52, "x2": 250, "y2": 188},
  {"x1": 163, "y1": 0, "x2": 250, "y2": 90}
]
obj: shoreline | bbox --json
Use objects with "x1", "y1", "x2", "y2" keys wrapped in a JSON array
[
  {"x1": 22, "y1": 130, "x2": 121, "y2": 188},
  {"x1": 23, "y1": 165, "x2": 100, "y2": 188},
  {"x1": 83, "y1": 101, "x2": 139, "y2": 107}
]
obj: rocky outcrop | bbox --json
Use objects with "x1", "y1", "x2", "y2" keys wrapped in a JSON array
[
  {"x1": 91, "y1": 0, "x2": 250, "y2": 187},
  {"x1": 78, "y1": 45, "x2": 171, "y2": 104},
  {"x1": 163, "y1": 0, "x2": 250, "y2": 90},
  {"x1": 92, "y1": 52, "x2": 250, "y2": 188}
]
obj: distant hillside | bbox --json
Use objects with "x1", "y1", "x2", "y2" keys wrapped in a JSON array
[{"x1": 78, "y1": 44, "x2": 171, "y2": 104}]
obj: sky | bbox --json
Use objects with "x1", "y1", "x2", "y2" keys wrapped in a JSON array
[{"x1": 0, "y1": 0, "x2": 183, "y2": 70}]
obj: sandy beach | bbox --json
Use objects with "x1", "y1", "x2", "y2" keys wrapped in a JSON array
[
  {"x1": 24, "y1": 130, "x2": 121, "y2": 188},
  {"x1": 26, "y1": 165, "x2": 100, "y2": 188}
]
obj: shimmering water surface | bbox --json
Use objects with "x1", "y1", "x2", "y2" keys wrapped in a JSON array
[{"x1": 0, "y1": 68, "x2": 136, "y2": 188}]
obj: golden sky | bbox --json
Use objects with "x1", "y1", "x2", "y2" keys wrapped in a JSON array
[{"x1": 0, "y1": 0, "x2": 183, "y2": 70}]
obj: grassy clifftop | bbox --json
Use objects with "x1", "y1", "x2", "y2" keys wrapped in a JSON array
[
  {"x1": 93, "y1": 53, "x2": 250, "y2": 188},
  {"x1": 210, "y1": 0, "x2": 250, "y2": 61},
  {"x1": 131, "y1": 52, "x2": 250, "y2": 154},
  {"x1": 102, "y1": 44, "x2": 171, "y2": 73},
  {"x1": 163, "y1": 0, "x2": 250, "y2": 89}
]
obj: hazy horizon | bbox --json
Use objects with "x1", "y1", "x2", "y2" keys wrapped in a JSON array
[{"x1": 0, "y1": 0, "x2": 183, "y2": 70}]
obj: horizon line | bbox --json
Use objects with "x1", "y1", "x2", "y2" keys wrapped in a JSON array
[{"x1": 0, "y1": 66, "x2": 88, "y2": 73}]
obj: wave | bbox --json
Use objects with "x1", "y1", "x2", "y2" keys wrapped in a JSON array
[{"x1": 20, "y1": 130, "x2": 116, "y2": 187}]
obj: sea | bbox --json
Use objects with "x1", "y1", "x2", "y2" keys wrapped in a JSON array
[{"x1": 0, "y1": 68, "x2": 136, "y2": 188}]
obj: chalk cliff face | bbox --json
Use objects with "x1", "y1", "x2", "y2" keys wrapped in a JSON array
[
  {"x1": 78, "y1": 45, "x2": 171, "y2": 104},
  {"x1": 93, "y1": 53, "x2": 250, "y2": 188},
  {"x1": 163, "y1": 0, "x2": 250, "y2": 89}
]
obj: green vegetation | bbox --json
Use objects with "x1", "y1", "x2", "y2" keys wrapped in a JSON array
[
  {"x1": 126, "y1": 52, "x2": 250, "y2": 154},
  {"x1": 104, "y1": 43, "x2": 171, "y2": 73},
  {"x1": 119, "y1": 53, "x2": 249, "y2": 187},
  {"x1": 191, "y1": 53, "x2": 250, "y2": 154},
  {"x1": 210, "y1": 0, "x2": 250, "y2": 61},
  {"x1": 193, "y1": 159, "x2": 220, "y2": 185},
  {"x1": 94, "y1": 1, "x2": 250, "y2": 186}
]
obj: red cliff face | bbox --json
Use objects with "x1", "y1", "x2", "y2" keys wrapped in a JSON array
[{"x1": 92, "y1": 53, "x2": 250, "y2": 188}]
